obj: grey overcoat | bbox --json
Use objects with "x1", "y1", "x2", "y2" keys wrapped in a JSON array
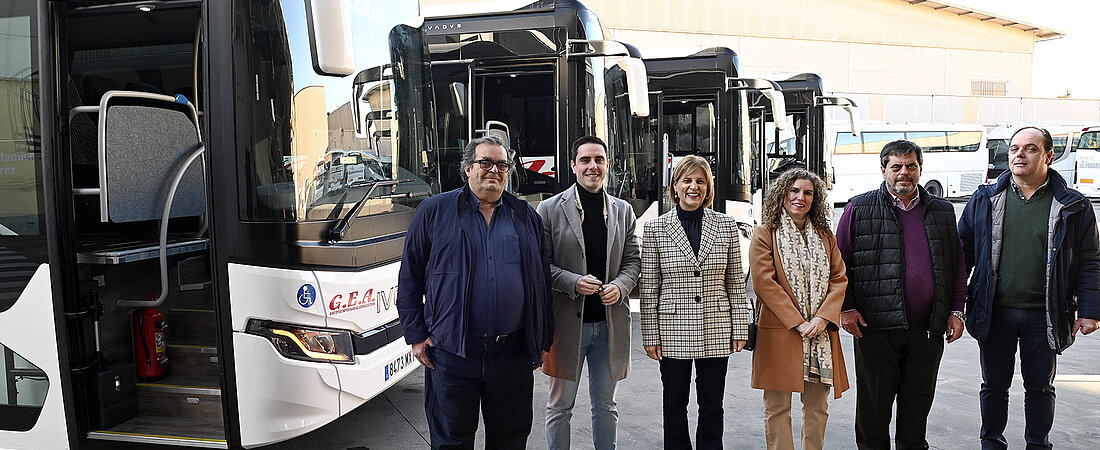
[{"x1": 536, "y1": 185, "x2": 641, "y2": 382}]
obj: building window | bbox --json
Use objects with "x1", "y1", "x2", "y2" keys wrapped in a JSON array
[{"x1": 971, "y1": 80, "x2": 1007, "y2": 96}]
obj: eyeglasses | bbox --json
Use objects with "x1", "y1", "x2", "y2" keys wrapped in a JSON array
[{"x1": 474, "y1": 158, "x2": 513, "y2": 172}]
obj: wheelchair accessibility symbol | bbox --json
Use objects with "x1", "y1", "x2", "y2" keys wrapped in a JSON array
[{"x1": 297, "y1": 284, "x2": 317, "y2": 308}]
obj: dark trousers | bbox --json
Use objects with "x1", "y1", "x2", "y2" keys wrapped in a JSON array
[
  {"x1": 658, "y1": 356, "x2": 729, "y2": 450},
  {"x1": 424, "y1": 336, "x2": 533, "y2": 450},
  {"x1": 853, "y1": 322, "x2": 944, "y2": 450},
  {"x1": 978, "y1": 306, "x2": 1057, "y2": 450}
]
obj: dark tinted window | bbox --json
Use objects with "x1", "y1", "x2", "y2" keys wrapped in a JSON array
[
  {"x1": 0, "y1": 1, "x2": 47, "y2": 314},
  {"x1": 0, "y1": 0, "x2": 50, "y2": 433}
]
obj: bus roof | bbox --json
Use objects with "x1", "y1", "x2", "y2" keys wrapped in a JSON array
[{"x1": 830, "y1": 121, "x2": 986, "y2": 134}]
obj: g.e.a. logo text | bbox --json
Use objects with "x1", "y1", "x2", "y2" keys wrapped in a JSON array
[{"x1": 328, "y1": 286, "x2": 398, "y2": 315}]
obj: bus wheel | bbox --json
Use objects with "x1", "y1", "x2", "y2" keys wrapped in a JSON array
[{"x1": 925, "y1": 180, "x2": 943, "y2": 198}]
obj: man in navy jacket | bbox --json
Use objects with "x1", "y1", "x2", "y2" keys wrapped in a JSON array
[
  {"x1": 959, "y1": 126, "x2": 1100, "y2": 449},
  {"x1": 397, "y1": 135, "x2": 553, "y2": 449}
]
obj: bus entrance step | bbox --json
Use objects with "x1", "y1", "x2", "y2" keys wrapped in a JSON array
[
  {"x1": 167, "y1": 343, "x2": 220, "y2": 379},
  {"x1": 87, "y1": 415, "x2": 226, "y2": 448},
  {"x1": 135, "y1": 374, "x2": 222, "y2": 421}
]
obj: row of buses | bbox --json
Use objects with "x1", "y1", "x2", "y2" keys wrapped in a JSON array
[
  {"x1": 1, "y1": 0, "x2": 1092, "y2": 449},
  {"x1": 0, "y1": 0, "x2": 845, "y2": 448}
]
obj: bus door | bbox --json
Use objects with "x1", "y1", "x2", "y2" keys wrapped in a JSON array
[
  {"x1": 0, "y1": 1, "x2": 72, "y2": 448},
  {"x1": 634, "y1": 91, "x2": 668, "y2": 226},
  {"x1": 472, "y1": 63, "x2": 559, "y2": 199}
]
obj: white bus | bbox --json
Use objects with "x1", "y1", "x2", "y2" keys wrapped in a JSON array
[
  {"x1": 985, "y1": 121, "x2": 1100, "y2": 184},
  {"x1": 829, "y1": 122, "x2": 987, "y2": 203},
  {"x1": 1, "y1": 1, "x2": 655, "y2": 448}
]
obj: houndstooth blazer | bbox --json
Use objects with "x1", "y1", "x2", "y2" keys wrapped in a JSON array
[{"x1": 640, "y1": 208, "x2": 751, "y2": 359}]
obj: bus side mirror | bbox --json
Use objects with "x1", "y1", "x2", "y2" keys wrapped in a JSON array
[
  {"x1": 567, "y1": 39, "x2": 650, "y2": 117},
  {"x1": 728, "y1": 78, "x2": 788, "y2": 131},
  {"x1": 622, "y1": 57, "x2": 650, "y2": 118},
  {"x1": 817, "y1": 96, "x2": 861, "y2": 136},
  {"x1": 305, "y1": 0, "x2": 355, "y2": 76}
]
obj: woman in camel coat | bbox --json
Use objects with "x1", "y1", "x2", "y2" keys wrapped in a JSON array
[{"x1": 748, "y1": 168, "x2": 848, "y2": 450}]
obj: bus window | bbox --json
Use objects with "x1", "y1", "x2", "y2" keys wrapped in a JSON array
[
  {"x1": 0, "y1": 1, "x2": 46, "y2": 314},
  {"x1": 1052, "y1": 136, "x2": 1069, "y2": 160},
  {"x1": 945, "y1": 130, "x2": 982, "y2": 152},
  {"x1": 241, "y1": 1, "x2": 435, "y2": 222},
  {"x1": 834, "y1": 132, "x2": 863, "y2": 154},
  {"x1": 431, "y1": 64, "x2": 471, "y2": 192},
  {"x1": 0, "y1": 344, "x2": 47, "y2": 431},
  {"x1": 906, "y1": 131, "x2": 946, "y2": 152},
  {"x1": 862, "y1": 132, "x2": 905, "y2": 154}
]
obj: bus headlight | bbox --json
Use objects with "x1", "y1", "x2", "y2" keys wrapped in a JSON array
[{"x1": 246, "y1": 319, "x2": 355, "y2": 364}]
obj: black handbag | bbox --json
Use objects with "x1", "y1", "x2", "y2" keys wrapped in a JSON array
[{"x1": 743, "y1": 299, "x2": 760, "y2": 351}]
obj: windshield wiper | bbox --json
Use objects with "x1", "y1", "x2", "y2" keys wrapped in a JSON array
[{"x1": 326, "y1": 179, "x2": 402, "y2": 244}]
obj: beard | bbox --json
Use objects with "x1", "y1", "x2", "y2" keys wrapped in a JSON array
[{"x1": 889, "y1": 182, "x2": 915, "y2": 196}]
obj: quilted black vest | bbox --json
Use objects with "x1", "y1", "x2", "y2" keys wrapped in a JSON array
[{"x1": 847, "y1": 185, "x2": 957, "y2": 332}]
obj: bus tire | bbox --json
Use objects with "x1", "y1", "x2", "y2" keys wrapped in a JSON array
[{"x1": 925, "y1": 180, "x2": 943, "y2": 198}]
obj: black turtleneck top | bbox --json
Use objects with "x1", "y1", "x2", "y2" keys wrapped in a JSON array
[
  {"x1": 577, "y1": 185, "x2": 607, "y2": 323},
  {"x1": 677, "y1": 205, "x2": 703, "y2": 255}
]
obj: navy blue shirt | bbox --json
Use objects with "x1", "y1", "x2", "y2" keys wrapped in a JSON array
[{"x1": 466, "y1": 192, "x2": 525, "y2": 337}]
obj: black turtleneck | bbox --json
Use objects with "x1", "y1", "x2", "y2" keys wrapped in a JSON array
[
  {"x1": 677, "y1": 205, "x2": 703, "y2": 254},
  {"x1": 577, "y1": 185, "x2": 607, "y2": 323}
]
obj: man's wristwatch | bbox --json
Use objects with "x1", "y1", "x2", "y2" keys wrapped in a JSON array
[{"x1": 950, "y1": 310, "x2": 966, "y2": 321}]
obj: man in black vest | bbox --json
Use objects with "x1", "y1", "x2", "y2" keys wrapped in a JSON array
[{"x1": 836, "y1": 140, "x2": 968, "y2": 449}]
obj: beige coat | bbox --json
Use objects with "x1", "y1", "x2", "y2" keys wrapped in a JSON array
[
  {"x1": 537, "y1": 186, "x2": 641, "y2": 382},
  {"x1": 748, "y1": 225, "x2": 849, "y2": 399},
  {"x1": 640, "y1": 208, "x2": 751, "y2": 359}
]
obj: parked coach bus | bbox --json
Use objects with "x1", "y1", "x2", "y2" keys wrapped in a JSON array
[
  {"x1": 644, "y1": 49, "x2": 856, "y2": 264},
  {"x1": 829, "y1": 122, "x2": 986, "y2": 203},
  {"x1": 421, "y1": 0, "x2": 655, "y2": 211},
  {"x1": 0, "y1": 1, "x2": 444, "y2": 448}
]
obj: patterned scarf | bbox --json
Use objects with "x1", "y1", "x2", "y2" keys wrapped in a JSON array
[{"x1": 776, "y1": 212, "x2": 833, "y2": 385}]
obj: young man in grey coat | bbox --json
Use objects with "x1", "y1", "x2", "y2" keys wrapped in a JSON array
[{"x1": 536, "y1": 136, "x2": 641, "y2": 450}]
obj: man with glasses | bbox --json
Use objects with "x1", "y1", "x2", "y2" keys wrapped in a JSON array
[
  {"x1": 536, "y1": 136, "x2": 640, "y2": 449},
  {"x1": 959, "y1": 126, "x2": 1100, "y2": 449},
  {"x1": 397, "y1": 135, "x2": 554, "y2": 449}
]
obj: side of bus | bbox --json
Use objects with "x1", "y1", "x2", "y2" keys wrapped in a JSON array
[
  {"x1": 829, "y1": 122, "x2": 986, "y2": 203},
  {"x1": 0, "y1": 1, "x2": 442, "y2": 448}
]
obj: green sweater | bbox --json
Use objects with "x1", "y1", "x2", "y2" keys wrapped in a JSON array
[{"x1": 995, "y1": 185, "x2": 1053, "y2": 310}]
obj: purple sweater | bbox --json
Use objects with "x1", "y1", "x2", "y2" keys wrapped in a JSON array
[{"x1": 837, "y1": 202, "x2": 967, "y2": 320}]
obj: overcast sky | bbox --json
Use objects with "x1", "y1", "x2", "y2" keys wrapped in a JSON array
[{"x1": 952, "y1": 0, "x2": 1100, "y2": 99}]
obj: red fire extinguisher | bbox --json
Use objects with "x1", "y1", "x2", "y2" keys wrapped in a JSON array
[{"x1": 133, "y1": 305, "x2": 168, "y2": 380}]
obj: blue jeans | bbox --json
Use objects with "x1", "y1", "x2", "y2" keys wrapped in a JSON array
[
  {"x1": 546, "y1": 321, "x2": 618, "y2": 450},
  {"x1": 978, "y1": 306, "x2": 1057, "y2": 450},
  {"x1": 424, "y1": 335, "x2": 533, "y2": 450}
]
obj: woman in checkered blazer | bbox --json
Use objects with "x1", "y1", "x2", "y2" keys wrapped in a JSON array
[{"x1": 640, "y1": 155, "x2": 751, "y2": 449}]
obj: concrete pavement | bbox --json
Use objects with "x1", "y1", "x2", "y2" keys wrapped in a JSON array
[{"x1": 270, "y1": 312, "x2": 1100, "y2": 449}]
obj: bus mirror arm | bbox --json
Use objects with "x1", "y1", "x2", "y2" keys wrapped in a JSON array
[
  {"x1": 816, "y1": 96, "x2": 860, "y2": 136},
  {"x1": 727, "y1": 78, "x2": 787, "y2": 131},
  {"x1": 326, "y1": 179, "x2": 406, "y2": 244},
  {"x1": 118, "y1": 144, "x2": 205, "y2": 309}
]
